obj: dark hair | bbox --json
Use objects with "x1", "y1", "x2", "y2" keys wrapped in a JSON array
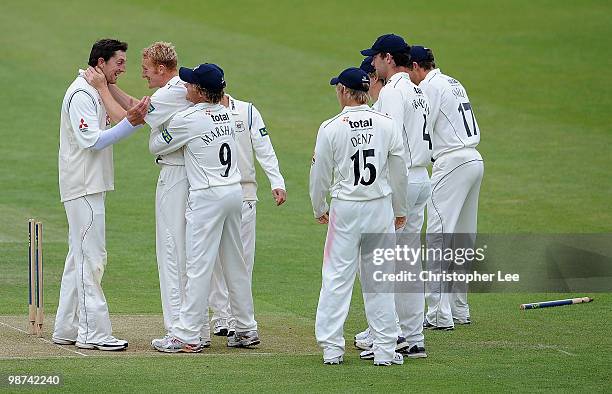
[
  {"x1": 385, "y1": 48, "x2": 412, "y2": 68},
  {"x1": 88, "y1": 39, "x2": 128, "y2": 67},
  {"x1": 197, "y1": 86, "x2": 225, "y2": 104},
  {"x1": 412, "y1": 48, "x2": 436, "y2": 70}
]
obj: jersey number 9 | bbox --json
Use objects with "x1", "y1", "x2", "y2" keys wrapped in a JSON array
[{"x1": 219, "y1": 143, "x2": 232, "y2": 177}]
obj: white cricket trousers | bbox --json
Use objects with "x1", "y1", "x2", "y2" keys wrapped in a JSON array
[
  {"x1": 395, "y1": 175, "x2": 431, "y2": 346},
  {"x1": 316, "y1": 196, "x2": 397, "y2": 363},
  {"x1": 173, "y1": 184, "x2": 257, "y2": 344},
  {"x1": 209, "y1": 200, "x2": 256, "y2": 325},
  {"x1": 155, "y1": 165, "x2": 188, "y2": 334},
  {"x1": 426, "y1": 148, "x2": 484, "y2": 327},
  {"x1": 53, "y1": 192, "x2": 114, "y2": 344}
]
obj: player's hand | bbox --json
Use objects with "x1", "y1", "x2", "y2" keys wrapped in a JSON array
[
  {"x1": 85, "y1": 66, "x2": 108, "y2": 90},
  {"x1": 126, "y1": 96, "x2": 150, "y2": 126},
  {"x1": 395, "y1": 216, "x2": 406, "y2": 230},
  {"x1": 316, "y1": 213, "x2": 329, "y2": 224},
  {"x1": 272, "y1": 189, "x2": 287, "y2": 206}
]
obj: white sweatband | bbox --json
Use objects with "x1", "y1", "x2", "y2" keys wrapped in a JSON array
[{"x1": 91, "y1": 118, "x2": 142, "y2": 151}]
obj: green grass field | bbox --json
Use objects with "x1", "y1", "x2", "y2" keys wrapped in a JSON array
[{"x1": 1, "y1": 0, "x2": 611, "y2": 392}]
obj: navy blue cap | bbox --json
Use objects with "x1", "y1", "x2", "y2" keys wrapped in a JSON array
[
  {"x1": 360, "y1": 34, "x2": 409, "y2": 56},
  {"x1": 359, "y1": 56, "x2": 375, "y2": 74},
  {"x1": 179, "y1": 63, "x2": 226, "y2": 90},
  {"x1": 410, "y1": 46, "x2": 434, "y2": 63},
  {"x1": 330, "y1": 67, "x2": 370, "y2": 92}
]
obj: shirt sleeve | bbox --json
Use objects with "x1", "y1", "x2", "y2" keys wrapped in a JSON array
[
  {"x1": 388, "y1": 120, "x2": 408, "y2": 216},
  {"x1": 145, "y1": 85, "x2": 188, "y2": 130},
  {"x1": 67, "y1": 90, "x2": 102, "y2": 149},
  {"x1": 422, "y1": 82, "x2": 442, "y2": 131},
  {"x1": 249, "y1": 104, "x2": 285, "y2": 190},
  {"x1": 309, "y1": 123, "x2": 333, "y2": 218},
  {"x1": 149, "y1": 113, "x2": 193, "y2": 156},
  {"x1": 378, "y1": 87, "x2": 405, "y2": 135}
]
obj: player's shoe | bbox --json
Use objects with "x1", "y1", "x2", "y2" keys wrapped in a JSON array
[
  {"x1": 354, "y1": 327, "x2": 370, "y2": 341},
  {"x1": 400, "y1": 344, "x2": 427, "y2": 358},
  {"x1": 152, "y1": 336, "x2": 204, "y2": 353},
  {"x1": 453, "y1": 316, "x2": 471, "y2": 325},
  {"x1": 76, "y1": 336, "x2": 128, "y2": 351},
  {"x1": 52, "y1": 337, "x2": 76, "y2": 345},
  {"x1": 213, "y1": 319, "x2": 230, "y2": 336},
  {"x1": 227, "y1": 330, "x2": 260, "y2": 347},
  {"x1": 395, "y1": 336, "x2": 410, "y2": 352},
  {"x1": 323, "y1": 355, "x2": 343, "y2": 365},
  {"x1": 423, "y1": 318, "x2": 454, "y2": 331},
  {"x1": 199, "y1": 336, "x2": 211, "y2": 348},
  {"x1": 373, "y1": 352, "x2": 404, "y2": 366},
  {"x1": 359, "y1": 349, "x2": 374, "y2": 360},
  {"x1": 150, "y1": 334, "x2": 171, "y2": 350},
  {"x1": 228, "y1": 319, "x2": 236, "y2": 337},
  {"x1": 354, "y1": 333, "x2": 374, "y2": 350}
]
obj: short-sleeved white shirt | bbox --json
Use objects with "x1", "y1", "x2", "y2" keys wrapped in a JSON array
[
  {"x1": 146, "y1": 76, "x2": 192, "y2": 166},
  {"x1": 58, "y1": 71, "x2": 113, "y2": 202}
]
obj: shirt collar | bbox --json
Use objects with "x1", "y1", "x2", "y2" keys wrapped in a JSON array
[
  {"x1": 342, "y1": 104, "x2": 371, "y2": 112},
  {"x1": 386, "y1": 71, "x2": 409, "y2": 85},
  {"x1": 194, "y1": 102, "x2": 223, "y2": 111},
  {"x1": 425, "y1": 68, "x2": 441, "y2": 82},
  {"x1": 225, "y1": 94, "x2": 240, "y2": 114}
]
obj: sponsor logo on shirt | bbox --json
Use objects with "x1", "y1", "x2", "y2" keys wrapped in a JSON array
[
  {"x1": 79, "y1": 118, "x2": 89, "y2": 132},
  {"x1": 235, "y1": 121, "x2": 245, "y2": 132},
  {"x1": 161, "y1": 128, "x2": 173, "y2": 143},
  {"x1": 148, "y1": 103, "x2": 155, "y2": 114},
  {"x1": 259, "y1": 127, "x2": 268, "y2": 137},
  {"x1": 210, "y1": 113, "x2": 230, "y2": 122},
  {"x1": 344, "y1": 118, "x2": 372, "y2": 129}
]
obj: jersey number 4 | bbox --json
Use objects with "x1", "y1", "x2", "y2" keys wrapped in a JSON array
[
  {"x1": 350, "y1": 149, "x2": 377, "y2": 186},
  {"x1": 458, "y1": 102, "x2": 478, "y2": 137},
  {"x1": 219, "y1": 143, "x2": 232, "y2": 177}
]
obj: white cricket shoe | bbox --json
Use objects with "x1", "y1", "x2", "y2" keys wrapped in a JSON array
[
  {"x1": 152, "y1": 336, "x2": 204, "y2": 353},
  {"x1": 354, "y1": 327, "x2": 370, "y2": 341},
  {"x1": 227, "y1": 330, "x2": 260, "y2": 347},
  {"x1": 76, "y1": 336, "x2": 128, "y2": 351},
  {"x1": 150, "y1": 334, "x2": 171, "y2": 350},
  {"x1": 52, "y1": 337, "x2": 76, "y2": 345},
  {"x1": 374, "y1": 352, "x2": 404, "y2": 366},
  {"x1": 323, "y1": 355, "x2": 344, "y2": 365},
  {"x1": 213, "y1": 319, "x2": 230, "y2": 336},
  {"x1": 354, "y1": 332, "x2": 374, "y2": 350}
]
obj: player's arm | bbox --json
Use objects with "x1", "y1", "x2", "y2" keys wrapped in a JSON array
[
  {"x1": 149, "y1": 114, "x2": 192, "y2": 156},
  {"x1": 108, "y1": 84, "x2": 138, "y2": 110},
  {"x1": 421, "y1": 82, "x2": 442, "y2": 129},
  {"x1": 84, "y1": 67, "x2": 128, "y2": 124},
  {"x1": 68, "y1": 92, "x2": 149, "y2": 151},
  {"x1": 309, "y1": 124, "x2": 333, "y2": 222},
  {"x1": 378, "y1": 88, "x2": 405, "y2": 134},
  {"x1": 248, "y1": 105, "x2": 286, "y2": 205},
  {"x1": 388, "y1": 121, "x2": 409, "y2": 226}
]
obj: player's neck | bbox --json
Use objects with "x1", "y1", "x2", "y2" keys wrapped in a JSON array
[
  {"x1": 159, "y1": 71, "x2": 178, "y2": 87},
  {"x1": 220, "y1": 94, "x2": 230, "y2": 108}
]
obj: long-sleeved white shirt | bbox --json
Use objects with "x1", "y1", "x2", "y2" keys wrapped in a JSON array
[
  {"x1": 309, "y1": 104, "x2": 408, "y2": 218},
  {"x1": 419, "y1": 69, "x2": 481, "y2": 161},
  {"x1": 226, "y1": 95, "x2": 285, "y2": 200}
]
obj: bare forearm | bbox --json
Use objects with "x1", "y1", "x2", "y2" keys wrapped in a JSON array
[
  {"x1": 98, "y1": 86, "x2": 127, "y2": 124},
  {"x1": 108, "y1": 84, "x2": 137, "y2": 110}
]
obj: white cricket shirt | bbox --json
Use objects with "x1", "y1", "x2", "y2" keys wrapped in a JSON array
[
  {"x1": 309, "y1": 104, "x2": 407, "y2": 218},
  {"x1": 146, "y1": 76, "x2": 192, "y2": 166},
  {"x1": 420, "y1": 69, "x2": 480, "y2": 160},
  {"x1": 377, "y1": 72, "x2": 432, "y2": 180},
  {"x1": 226, "y1": 95, "x2": 285, "y2": 200},
  {"x1": 58, "y1": 71, "x2": 113, "y2": 202},
  {"x1": 149, "y1": 102, "x2": 241, "y2": 190}
]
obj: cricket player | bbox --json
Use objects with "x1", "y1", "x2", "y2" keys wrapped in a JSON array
[
  {"x1": 150, "y1": 63, "x2": 259, "y2": 353},
  {"x1": 85, "y1": 43, "x2": 197, "y2": 345},
  {"x1": 359, "y1": 56, "x2": 385, "y2": 104},
  {"x1": 356, "y1": 34, "x2": 431, "y2": 357},
  {"x1": 406, "y1": 46, "x2": 484, "y2": 329},
  {"x1": 208, "y1": 91, "x2": 286, "y2": 338},
  {"x1": 310, "y1": 67, "x2": 408, "y2": 366},
  {"x1": 53, "y1": 39, "x2": 150, "y2": 351}
]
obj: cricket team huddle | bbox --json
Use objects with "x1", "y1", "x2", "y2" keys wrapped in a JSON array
[{"x1": 54, "y1": 32, "x2": 483, "y2": 366}]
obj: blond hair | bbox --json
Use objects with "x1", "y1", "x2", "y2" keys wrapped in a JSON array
[
  {"x1": 142, "y1": 42, "x2": 177, "y2": 70},
  {"x1": 337, "y1": 83, "x2": 370, "y2": 105}
]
